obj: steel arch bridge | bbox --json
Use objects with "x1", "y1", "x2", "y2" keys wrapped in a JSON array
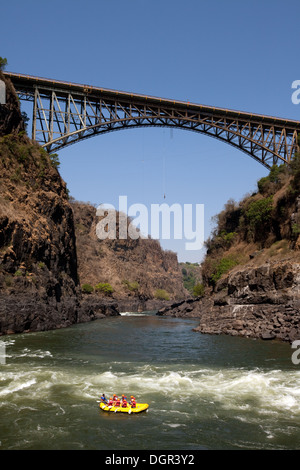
[{"x1": 4, "y1": 72, "x2": 300, "y2": 169}]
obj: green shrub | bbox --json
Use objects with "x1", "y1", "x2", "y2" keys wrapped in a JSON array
[
  {"x1": 211, "y1": 257, "x2": 239, "y2": 284},
  {"x1": 269, "y1": 164, "x2": 286, "y2": 183},
  {"x1": 122, "y1": 280, "x2": 139, "y2": 292},
  {"x1": 245, "y1": 196, "x2": 273, "y2": 240},
  {"x1": 14, "y1": 270, "x2": 23, "y2": 277},
  {"x1": 217, "y1": 230, "x2": 237, "y2": 248},
  {"x1": 154, "y1": 289, "x2": 170, "y2": 301},
  {"x1": 292, "y1": 223, "x2": 300, "y2": 238},
  {"x1": 257, "y1": 176, "x2": 270, "y2": 194},
  {"x1": 81, "y1": 283, "x2": 94, "y2": 294},
  {"x1": 222, "y1": 231, "x2": 236, "y2": 244},
  {"x1": 0, "y1": 57, "x2": 7, "y2": 71},
  {"x1": 193, "y1": 283, "x2": 205, "y2": 298},
  {"x1": 17, "y1": 144, "x2": 31, "y2": 162},
  {"x1": 257, "y1": 164, "x2": 288, "y2": 195},
  {"x1": 49, "y1": 153, "x2": 60, "y2": 169},
  {"x1": 94, "y1": 282, "x2": 114, "y2": 296}
]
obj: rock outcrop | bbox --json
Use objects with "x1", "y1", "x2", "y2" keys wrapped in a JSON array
[
  {"x1": 158, "y1": 260, "x2": 300, "y2": 343},
  {"x1": 158, "y1": 160, "x2": 300, "y2": 343}
]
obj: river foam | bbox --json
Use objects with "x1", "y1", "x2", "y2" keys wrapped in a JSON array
[
  {"x1": 1, "y1": 355, "x2": 299, "y2": 421},
  {"x1": 1, "y1": 315, "x2": 299, "y2": 450}
]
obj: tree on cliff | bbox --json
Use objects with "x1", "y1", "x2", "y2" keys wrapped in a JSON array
[{"x1": 0, "y1": 57, "x2": 8, "y2": 71}]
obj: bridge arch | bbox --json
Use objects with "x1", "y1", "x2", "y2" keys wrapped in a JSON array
[{"x1": 43, "y1": 116, "x2": 293, "y2": 169}]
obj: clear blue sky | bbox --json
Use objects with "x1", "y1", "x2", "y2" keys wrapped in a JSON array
[{"x1": 2, "y1": 0, "x2": 300, "y2": 262}]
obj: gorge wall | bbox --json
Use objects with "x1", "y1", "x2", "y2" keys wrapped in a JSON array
[
  {"x1": 159, "y1": 163, "x2": 300, "y2": 343},
  {"x1": 158, "y1": 259, "x2": 300, "y2": 343},
  {"x1": 0, "y1": 72, "x2": 187, "y2": 334},
  {"x1": 2, "y1": 70, "x2": 299, "y2": 342},
  {"x1": 72, "y1": 201, "x2": 188, "y2": 312},
  {"x1": 0, "y1": 71, "x2": 87, "y2": 334}
]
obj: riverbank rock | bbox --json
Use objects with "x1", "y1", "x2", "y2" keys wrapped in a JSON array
[
  {"x1": 77, "y1": 296, "x2": 120, "y2": 321},
  {"x1": 158, "y1": 260, "x2": 300, "y2": 343}
]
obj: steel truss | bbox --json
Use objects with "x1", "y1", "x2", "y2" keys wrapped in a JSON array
[{"x1": 4, "y1": 72, "x2": 300, "y2": 168}]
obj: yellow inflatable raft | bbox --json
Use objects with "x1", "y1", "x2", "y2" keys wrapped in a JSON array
[{"x1": 99, "y1": 402, "x2": 149, "y2": 414}]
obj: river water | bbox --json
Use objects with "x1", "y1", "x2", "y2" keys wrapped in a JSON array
[{"x1": 0, "y1": 311, "x2": 299, "y2": 450}]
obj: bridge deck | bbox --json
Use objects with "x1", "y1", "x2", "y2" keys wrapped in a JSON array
[
  {"x1": 4, "y1": 71, "x2": 300, "y2": 131},
  {"x1": 2, "y1": 71, "x2": 300, "y2": 167}
]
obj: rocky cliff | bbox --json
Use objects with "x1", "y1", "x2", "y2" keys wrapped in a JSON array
[
  {"x1": 158, "y1": 162, "x2": 300, "y2": 343},
  {"x1": 72, "y1": 200, "x2": 188, "y2": 311},
  {"x1": 0, "y1": 72, "x2": 186, "y2": 334},
  {"x1": 159, "y1": 259, "x2": 300, "y2": 343},
  {"x1": 0, "y1": 71, "x2": 83, "y2": 334},
  {"x1": 0, "y1": 72, "x2": 121, "y2": 335}
]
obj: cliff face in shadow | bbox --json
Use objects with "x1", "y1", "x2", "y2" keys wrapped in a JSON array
[
  {"x1": 72, "y1": 201, "x2": 188, "y2": 311},
  {"x1": 0, "y1": 72, "x2": 85, "y2": 334}
]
